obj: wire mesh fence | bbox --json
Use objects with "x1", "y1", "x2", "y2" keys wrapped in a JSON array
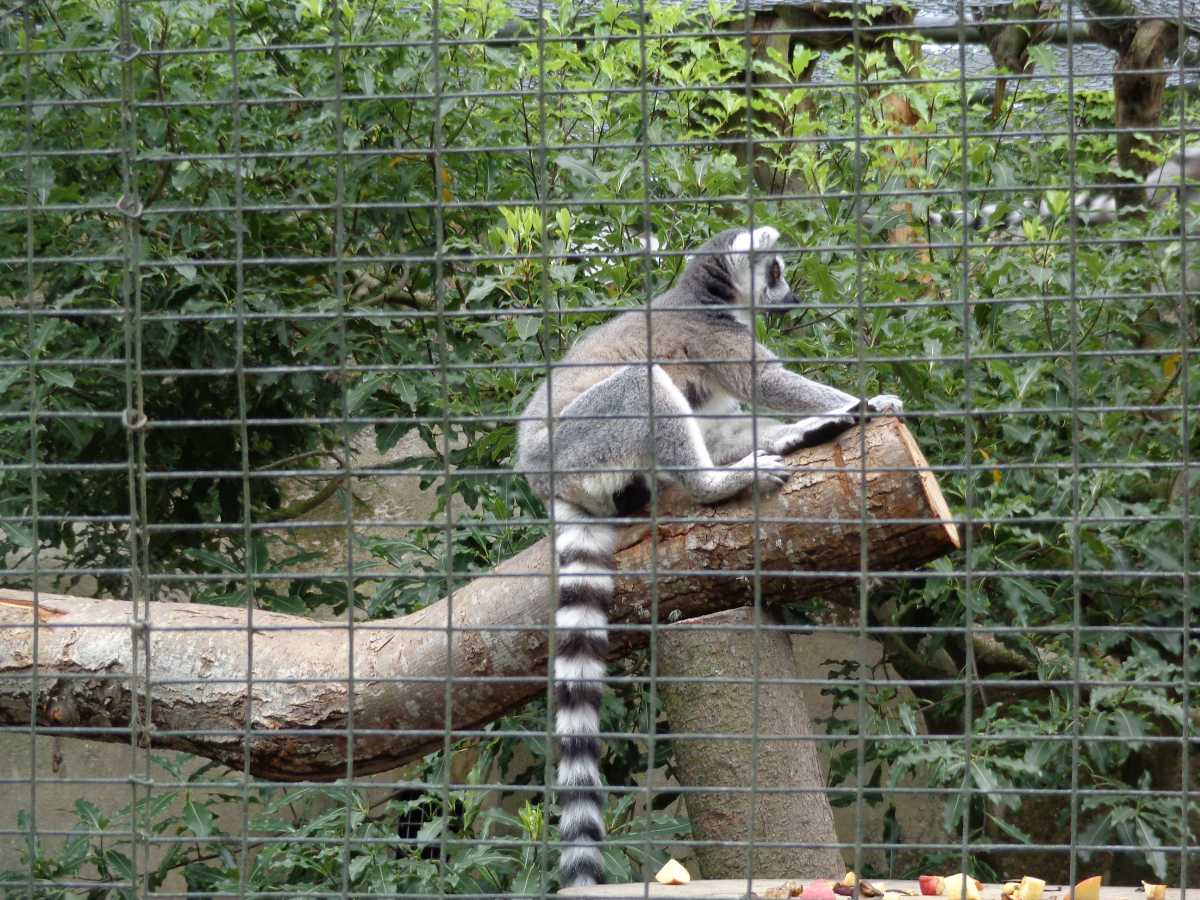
[{"x1": 0, "y1": 0, "x2": 1197, "y2": 896}]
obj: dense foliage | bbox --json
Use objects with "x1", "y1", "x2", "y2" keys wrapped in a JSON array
[{"x1": 1, "y1": 0, "x2": 1196, "y2": 894}]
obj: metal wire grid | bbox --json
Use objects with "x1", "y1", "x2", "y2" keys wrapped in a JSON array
[{"x1": 0, "y1": 0, "x2": 1197, "y2": 897}]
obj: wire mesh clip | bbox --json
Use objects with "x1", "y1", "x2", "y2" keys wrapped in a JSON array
[
  {"x1": 109, "y1": 40, "x2": 142, "y2": 63},
  {"x1": 115, "y1": 193, "x2": 144, "y2": 219},
  {"x1": 123, "y1": 408, "x2": 148, "y2": 431}
]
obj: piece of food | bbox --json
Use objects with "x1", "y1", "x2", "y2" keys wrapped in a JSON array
[
  {"x1": 919, "y1": 876, "x2": 946, "y2": 896},
  {"x1": 943, "y1": 873, "x2": 983, "y2": 900},
  {"x1": 1002, "y1": 882, "x2": 1020, "y2": 900},
  {"x1": 835, "y1": 884, "x2": 886, "y2": 899},
  {"x1": 1018, "y1": 876, "x2": 1047, "y2": 900},
  {"x1": 841, "y1": 874, "x2": 859, "y2": 889},
  {"x1": 1142, "y1": 883, "x2": 1166, "y2": 900},
  {"x1": 804, "y1": 880, "x2": 839, "y2": 900},
  {"x1": 1073, "y1": 876, "x2": 1102, "y2": 900},
  {"x1": 765, "y1": 882, "x2": 803, "y2": 899},
  {"x1": 655, "y1": 859, "x2": 691, "y2": 885}
]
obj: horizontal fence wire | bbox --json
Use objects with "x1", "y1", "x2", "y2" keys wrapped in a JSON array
[{"x1": 1, "y1": 0, "x2": 1197, "y2": 897}]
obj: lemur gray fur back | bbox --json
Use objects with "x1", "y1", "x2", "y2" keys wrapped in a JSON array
[{"x1": 515, "y1": 225, "x2": 902, "y2": 890}]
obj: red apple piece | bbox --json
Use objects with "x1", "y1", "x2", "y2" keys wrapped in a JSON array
[{"x1": 919, "y1": 876, "x2": 946, "y2": 896}]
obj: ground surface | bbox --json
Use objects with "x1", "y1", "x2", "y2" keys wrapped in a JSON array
[{"x1": 562, "y1": 881, "x2": 1168, "y2": 900}]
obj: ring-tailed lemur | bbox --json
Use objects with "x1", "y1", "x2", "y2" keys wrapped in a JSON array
[
  {"x1": 927, "y1": 148, "x2": 1200, "y2": 236},
  {"x1": 515, "y1": 225, "x2": 902, "y2": 889}
]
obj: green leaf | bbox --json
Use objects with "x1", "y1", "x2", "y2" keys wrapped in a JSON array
[
  {"x1": 40, "y1": 369, "x2": 75, "y2": 389},
  {"x1": 348, "y1": 853, "x2": 372, "y2": 882},
  {"x1": 510, "y1": 864, "x2": 546, "y2": 895},
  {"x1": 184, "y1": 548, "x2": 243, "y2": 575},
  {"x1": 182, "y1": 800, "x2": 215, "y2": 839},
  {"x1": 1136, "y1": 816, "x2": 1169, "y2": 879},
  {"x1": 987, "y1": 811, "x2": 1032, "y2": 844},
  {"x1": 554, "y1": 154, "x2": 603, "y2": 184},
  {"x1": 514, "y1": 314, "x2": 541, "y2": 342},
  {"x1": 1, "y1": 522, "x2": 34, "y2": 549},
  {"x1": 74, "y1": 798, "x2": 106, "y2": 831},
  {"x1": 415, "y1": 816, "x2": 443, "y2": 844},
  {"x1": 465, "y1": 276, "x2": 501, "y2": 305},
  {"x1": 104, "y1": 848, "x2": 135, "y2": 884}
]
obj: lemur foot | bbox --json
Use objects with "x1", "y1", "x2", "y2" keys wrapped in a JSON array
[
  {"x1": 732, "y1": 450, "x2": 790, "y2": 491},
  {"x1": 768, "y1": 414, "x2": 857, "y2": 454}
]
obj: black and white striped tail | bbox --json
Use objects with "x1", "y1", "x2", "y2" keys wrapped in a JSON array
[{"x1": 552, "y1": 499, "x2": 615, "y2": 889}]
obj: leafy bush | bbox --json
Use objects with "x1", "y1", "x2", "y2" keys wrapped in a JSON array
[{"x1": 1, "y1": 735, "x2": 684, "y2": 897}]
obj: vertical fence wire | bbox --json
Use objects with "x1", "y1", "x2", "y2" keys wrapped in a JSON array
[
  {"x1": 1, "y1": 0, "x2": 1198, "y2": 897},
  {"x1": 225, "y1": 0, "x2": 258, "y2": 893},
  {"x1": 18, "y1": 3, "x2": 41, "y2": 899},
  {"x1": 1065, "y1": 0, "x2": 1084, "y2": 893},
  {"x1": 953, "y1": 0, "x2": 976, "y2": 887},
  {"x1": 1177, "y1": 1, "x2": 1194, "y2": 893}
]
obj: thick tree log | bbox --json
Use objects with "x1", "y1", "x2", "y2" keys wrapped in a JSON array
[
  {"x1": 658, "y1": 607, "x2": 846, "y2": 880},
  {"x1": 0, "y1": 418, "x2": 958, "y2": 781}
]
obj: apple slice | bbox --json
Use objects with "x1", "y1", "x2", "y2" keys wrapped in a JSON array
[
  {"x1": 1142, "y1": 883, "x2": 1166, "y2": 900},
  {"x1": 1072, "y1": 876, "x2": 1102, "y2": 900},
  {"x1": 1018, "y1": 876, "x2": 1046, "y2": 900},
  {"x1": 943, "y1": 873, "x2": 982, "y2": 900},
  {"x1": 919, "y1": 876, "x2": 946, "y2": 896},
  {"x1": 655, "y1": 859, "x2": 691, "y2": 885}
]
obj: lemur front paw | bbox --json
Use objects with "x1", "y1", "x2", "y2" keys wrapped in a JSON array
[
  {"x1": 867, "y1": 394, "x2": 904, "y2": 415},
  {"x1": 769, "y1": 414, "x2": 856, "y2": 454},
  {"x1": 836, "y1": 394, "x2": 905, "y2": 417}
]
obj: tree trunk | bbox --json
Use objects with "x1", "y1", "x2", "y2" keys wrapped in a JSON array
[
  {"x1": 0, "y1": 417, "x2": 959, "y2": 781},
  {"x1": 658, "y1": 606, "x2": 846, "y2": 880},
  {"x1": 1113, "y1": 19, "x2": 1176, "y2": 186},
  {"x1": 977, "y1": 1, "x2": 1050, "y2": 121}
]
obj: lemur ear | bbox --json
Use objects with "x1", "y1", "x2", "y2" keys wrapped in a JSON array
[{"x1": 729, "y1": 226, "x2": 780, "y2": 256}]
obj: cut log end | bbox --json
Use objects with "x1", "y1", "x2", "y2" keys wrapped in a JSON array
[{"x1": 891, "y1": 417, "x2": 961, "y2": 550}]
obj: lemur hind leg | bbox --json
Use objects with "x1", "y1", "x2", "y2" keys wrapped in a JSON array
[{"x1": 549, "y1": 364, "x2": 789, "y2": 510}]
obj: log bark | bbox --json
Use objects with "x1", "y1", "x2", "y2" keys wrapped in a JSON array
[
  {"x1": 658, "y1": 607, "x2": 846, "y2": 880},
  {"x1": 0, "y1": 417, "x2": 958, "y2": 781}
]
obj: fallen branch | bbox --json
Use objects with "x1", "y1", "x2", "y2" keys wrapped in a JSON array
[{"x1": 0, "y1": 417, "x2": 959, "y2": 780}]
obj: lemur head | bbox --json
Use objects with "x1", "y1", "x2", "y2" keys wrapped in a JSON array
[{"x1": 677, "y1": 226, "x2": 797, "y2": 322}]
